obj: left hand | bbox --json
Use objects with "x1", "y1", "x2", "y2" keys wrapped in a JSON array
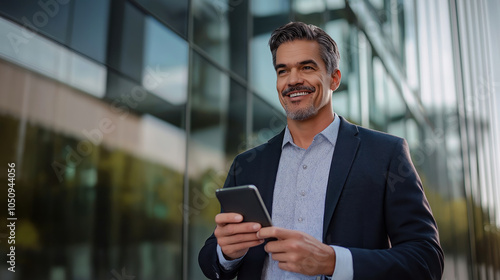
[{"x1": 257, "y1": 227, "x2": 336, "y2": 276}]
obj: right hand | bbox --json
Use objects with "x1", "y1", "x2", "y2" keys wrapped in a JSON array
[{"x1": 214, "y1": 213, "x2": 265, "y2": 260}]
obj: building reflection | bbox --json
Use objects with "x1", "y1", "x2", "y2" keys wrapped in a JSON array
[{"x1": 0, "y1": 0, "x2": 499, "y2": 279}]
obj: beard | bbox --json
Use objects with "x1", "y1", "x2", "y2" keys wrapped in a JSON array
[
  {"x1": 284, "y1": 101, "x2": 318, "y2": 121},
  {"x1": 281, "y1": 85, "x2": 318, "y2": 121}
]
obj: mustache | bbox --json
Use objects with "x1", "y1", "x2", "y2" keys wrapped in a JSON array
[{"x1": 282, "y1": 85, "x2": 315, "y2": 96}]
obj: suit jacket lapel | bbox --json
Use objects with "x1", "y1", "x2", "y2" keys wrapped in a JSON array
[{"x1": 323, "y1": 117, "x2": 360, "y2": 239}]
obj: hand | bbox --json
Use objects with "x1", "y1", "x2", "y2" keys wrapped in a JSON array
[
  {"x1": 214, "y1": 213, "x2": 265, "y2": 260},
  {"x1": 257, "y1": 227, "x2": 336, "y2": 276}
]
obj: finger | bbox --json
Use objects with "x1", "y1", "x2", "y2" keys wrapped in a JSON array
[
  {"x1": 215, "y1": 213, "x2": 243, "y2": 225},
  {"x1": 215, "y1": 222, "x2": 261, "y2": 238},
  {"x1": 217, "y1": 232, "x2": 263, "y2": 247},
  {"x1": 263, "y1": 238, "x2": 289, "y2": 254},
  {"x1": 268, "y1": 251, "x2": 291, "y2": 262},
  {"x1": 257, "y1": 226, "x2": 298, "y2": 240}
]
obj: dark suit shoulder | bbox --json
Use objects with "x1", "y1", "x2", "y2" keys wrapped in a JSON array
[
  {"x1": 357, "y1": 125, "x2": 403, "y2": 143},
  {"x1": 339, "y1": 117, "x2": 404, "y2": 151},
  {"x1": 234, "y1": 130, "x2": 284, "y2": 164}
]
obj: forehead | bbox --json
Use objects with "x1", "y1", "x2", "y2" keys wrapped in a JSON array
[{"x1": 275, "y1": 40, "x2": 324, "y2": 67}]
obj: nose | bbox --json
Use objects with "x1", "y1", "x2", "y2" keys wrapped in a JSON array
[{"x1": 287, "y1": 69, "x2": 303, "y2": 86}]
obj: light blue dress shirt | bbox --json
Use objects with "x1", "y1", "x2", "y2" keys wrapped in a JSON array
[{"x1": 217, "y1": 114, "x2": 353, "y2": 279}]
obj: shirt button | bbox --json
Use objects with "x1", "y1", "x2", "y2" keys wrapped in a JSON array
[
  {"x1": 298, "y1": 217, "x2": 304, "y2": 222},
  {"x1": 302, "y1": 165, "x2": 307, "y2": 169},
  {"x1": 300, "y1": 191, "x2": 306, "y2": 196}
]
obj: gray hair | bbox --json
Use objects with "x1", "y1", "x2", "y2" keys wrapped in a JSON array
[{"x1": 269, "y1": 22, "x2": 340, "y2": 73}]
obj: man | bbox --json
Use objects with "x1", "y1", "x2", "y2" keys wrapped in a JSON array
[{"x1": 199, "y1": 22, "x2": 444, "y2": 279}]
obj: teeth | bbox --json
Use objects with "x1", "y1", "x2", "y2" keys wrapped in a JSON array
[{"x1": 289, "y1": 92, "x2": 310, "y2": 98}]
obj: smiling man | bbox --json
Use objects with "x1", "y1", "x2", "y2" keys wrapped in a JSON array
[{"x1": 199, "y1": 22, "x2": 444, "y2": 280}]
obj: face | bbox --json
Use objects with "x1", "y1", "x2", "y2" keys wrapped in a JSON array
[{"x1": 275, "y1": 40, "x2": 341, "y2": 121}]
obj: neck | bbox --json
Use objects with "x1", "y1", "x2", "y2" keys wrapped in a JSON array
[{"x1": 287, "y1": 107, "x2": 335, "y2": 149}]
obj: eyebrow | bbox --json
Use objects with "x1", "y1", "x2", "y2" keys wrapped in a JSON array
[{"x1": 274, "y1": 59, "x2": 320, "y2": 70}]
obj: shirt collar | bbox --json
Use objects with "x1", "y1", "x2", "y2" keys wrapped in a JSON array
[{"x1": 282, "y1": 113, "x2": 341, "y2": 149}]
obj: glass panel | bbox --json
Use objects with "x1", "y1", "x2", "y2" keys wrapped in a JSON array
[
  {"x1": 0, "y1": 0, "x2": 71, "y2": 44},
  {"x1": 192, "y1": 0, "x2": 248, "y2": 77},
  {"x1": 251, "y1": 94, "x2": 286, "y2": 148},
  {"x1": 346, "y1": 26, "x2": 361, "y2": 124},
  {"x1": 0, "y1": 17, "x2": 106, "y2": 99},
  {"x1": 405, "y1": 117, "x2": 419, "y2": 152},
  {"x1": 369, "y1": 0, "x2": 384, "y2": 10},
  {"x1": 332, "y1": 90, "x2": 349, "y2": 118},
  {"x1": 292, "y1": 0, "x2": 325, "y2": 25},
  {"x1": 250, "y1": 32, "x2": 283, "y2": 110},
  {"x1": 117, "y1": 2, "x2": 146, "y2": 82},
  {"x1": 385, "y1": 76, "x2": 406, "y2": 121},
  {"x1": 187, "y1": 52, "x2": 247, "y2": 280},
  {"x1": 143, "y1": 16, "x2": 189, "y2": 106},
  {"x1": 326, "y1": 0, "x2": 345, "y2": 9},
  {"x1": 326, "y1": 19, "x2": 349, "y2": 74},
  {"x1": 252, "y1": 0, "x2": 289, "y2": 17},
  {"x1": 370, "y1": 56, "x2": 387, "y2": 128},
  {"x1": 105, "y1": 70, "x2": 185, "y2": 129},
  {"x1": 387, "y1": 118, "x2": 405, "y2": 138},
  {"x1": 0, "y1": 58, "x2": 185, "y2": 279},
  {"x1": 70, "y1": 0, "x2": 110, "y2": 63},
  {"x1": 134, "y1": 0, "x2": 189, "y2": 37}
]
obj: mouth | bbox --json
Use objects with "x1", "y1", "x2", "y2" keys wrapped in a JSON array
[
  {"x1": 288, "y1": 91, "x2": 311, "y2": 98},
  {"x1": 282, "y1": 86, "x2": 316, "y2": 99}
]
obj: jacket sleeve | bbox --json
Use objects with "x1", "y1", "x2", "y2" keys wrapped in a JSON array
[{"x1": 349, "y1": 139, "x2": 444, "y2": 280}]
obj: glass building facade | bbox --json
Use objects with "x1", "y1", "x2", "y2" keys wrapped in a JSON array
[{"x1": 0, "y1": 0, "x2": 498, "y2": 279}]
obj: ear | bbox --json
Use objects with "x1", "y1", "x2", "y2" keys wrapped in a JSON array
[{"x1": 330, "y1": 69, "x2": 342, "y2": 92}]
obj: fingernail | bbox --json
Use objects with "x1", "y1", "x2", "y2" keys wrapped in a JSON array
[{"x1": 253, "y1": 224, "x2": 260, "y2": 230}]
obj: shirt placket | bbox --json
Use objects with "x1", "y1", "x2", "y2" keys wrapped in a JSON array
[{"x1": 294, "y1": 148, "x2": 310, "y2": 234}]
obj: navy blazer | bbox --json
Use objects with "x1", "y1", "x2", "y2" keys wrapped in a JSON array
[{"x1": 199, "y1": 116, "x2": 444, "y2": 279}]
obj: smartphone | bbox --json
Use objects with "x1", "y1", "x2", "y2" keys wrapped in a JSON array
[{"x1": 216, "y1": 185, "x2": 273, "y2": 227}]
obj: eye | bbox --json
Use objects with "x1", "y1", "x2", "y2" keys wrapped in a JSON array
[
  {"x1": 303, "y1": 65, "x2": 314, "y2": 70},
  {"x1": 277, "y1": 69, "x2": 287, "y2": 75}
]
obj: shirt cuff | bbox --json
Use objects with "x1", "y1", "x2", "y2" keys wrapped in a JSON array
[
  {"x1": 326, "y1": 245, "x2": 353, "y2": 280},
  {"x1": 216, "y1": 244, "x2": 245, "y2": 271}
]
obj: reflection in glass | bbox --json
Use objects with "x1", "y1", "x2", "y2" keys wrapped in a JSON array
[
  {"x1": 326, "y1": 0, "x2": 345, "y2": 9},
  {"x1": 191, "y1": 0, "x2": 248, "y2": 77},
  {"x1": 143, "y1": 16, "x2": 188, "y2": 106},
  {"x1": 113, "y1": 2, "x2": 146, "y2": 82},
  {"x1": 252, "y1": 0, "x2": 289, "y2": 16},
  {"x1": 134, "y1": 0, "x2": 189, "y2": 37},
  {"x1": 251, "y1": 94, "x2": 286, "y2": 147},
  {"x1": 187, "y1": 52, "x2": 248, "y2": 280},
  {"x1": 250, "y1": 33, "x2": 283, "y2": 110},
  {"x1": 0, "y1": 0, "x2": 71, "y2": 44},
  {"x1": 0, "y1": 113, "x2": 185, "y2": 279},
  {"x1": 70, "y1": 0, "x2": 110, "y2": 63},
  {"x1": 332, "y1": 90, "x2": 349, "y2": 118},
  {"x1": 326, "y1": 20, "x2": 349, "y2": 74},
  {"x1": 370, "y1": 56, "x2": 387, "y2": 128},
  {"x1": 0, "y1": 17, "x2": 107, "y2": 98},
  {"x1": 293, "y1": 0, "x2": 325, "y2": 14}
]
